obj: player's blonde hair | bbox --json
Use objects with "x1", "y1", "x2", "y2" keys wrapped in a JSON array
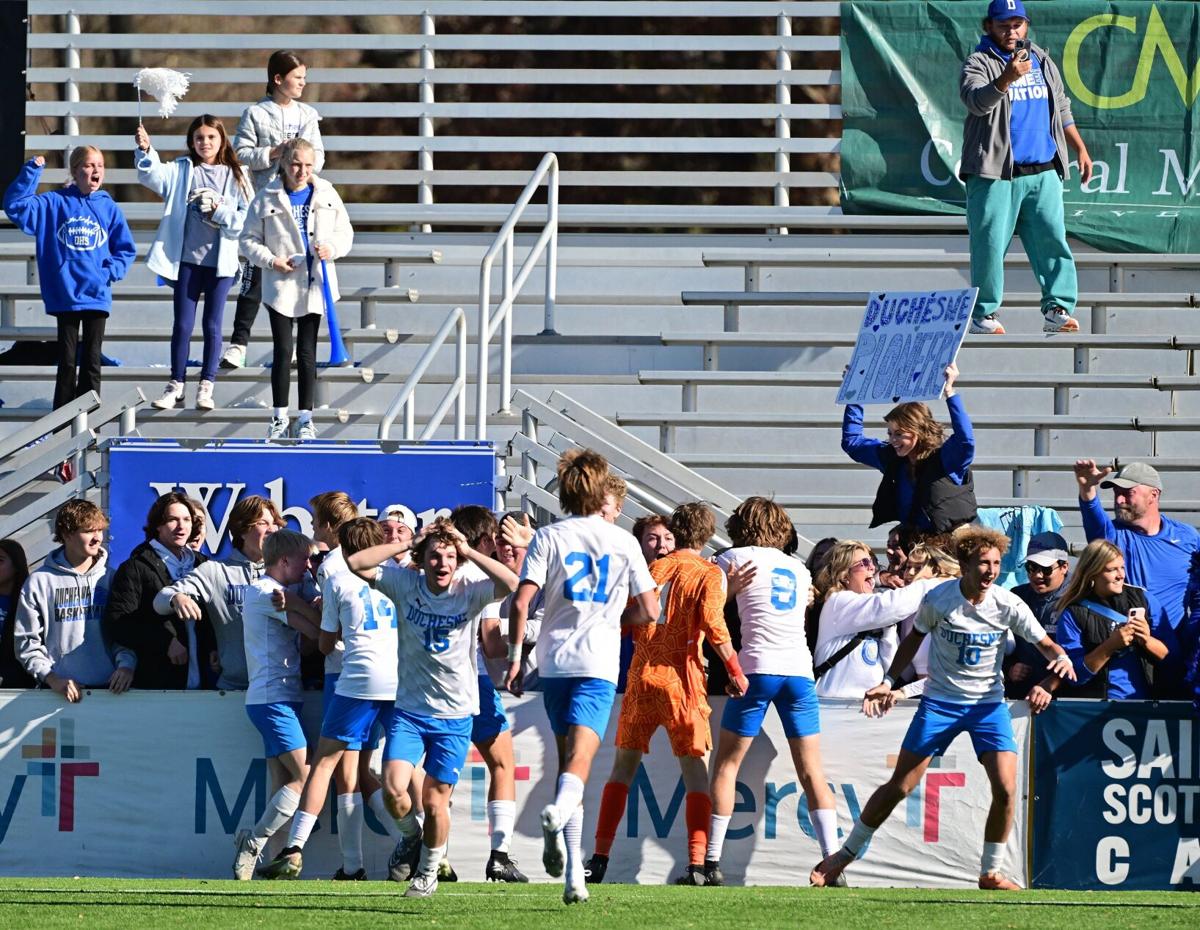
[
  {"x1": 815, "y1": 540, "x2": 873, "y2": 595},
  {"x1": 339, "y1": 516, "x2": 385, "y2": 557},
  {"x1": 557, "y1": 448, "x2": 609, "y2": 516},
  {"x1": 412, "y1": 518, "x2": 461, "y2": 565},
  {"x1": 1055, "y1": 539, "x2": 1121, "y2": 614},
  {"x1": 309, "y1": 491, "x2": 358, "y2": 531},
  {"x1": 603, "y1": 473, "x2": 627, "y2": 504},
  {"x1": 668, "y1": 502, "x2": 715, "y2": 551},
  {"x1": 726, "y1": 496, "x2": 793, "y2": 551},
  {"x1": 262, "y1": 528, "x2": 313, "y2": 567}
]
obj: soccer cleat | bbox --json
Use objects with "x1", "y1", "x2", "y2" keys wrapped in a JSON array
[
  {"x1": 220, "y1": 343, "x2": 246, "y2": 369},
  {"x1": 266, "y1": 416, "x2": 290, "y2": 441},
  {"x1": 979, "y1": 871, "x2": 1021, "y2": 890},
  {"x1": 333, "y1": 867, "x2": 366, "y2": 881},
  {"x1": 151, "y1": 380, "x2": 184, "y2": 410},
  {"x1": 195, "y1": 379, "x2": 215, "y2": 411},
  {"x1": 809, "y1": 849, "x2": 854, "y2": 887},
  {"x1": 438, "y1": 858, "x2": 458, "y2": 882},
  {"x1": 563, "y1": 879, "x2": 590, "y2": 905},
  {"x1": 387, "y1": 834, "x2": 422, "y2": 883},
  {"x1": 1042, "y1": 305, "x2": 1080, "y2": 333},
  {"x1": 294, "y1": 419, "x2": 318, "y2": 441},
  {"x1": 540, "y1": 804, "x2": 567, "y2": 878},
  {"x1": 968, "y1": 314, "x2": 1006, "y2": 335},
  {"x1": 232, "y1": 828, "x2": 264, "y2": 881},
  {"x1": 257, "y1": 846, "x2": 303, "y2": 880},
  {"x1": 583, "y1": 853, "x2": 608, "y2": 884},
  {"x1": 486, "y1": 851, "x2": 529, "y2": 883},
  {"x1": 703, "y1": 860, "x2": 725, "y2": 886},
  {"x1": 673, "y1": 864, "x2": 707, "y2": 886},
  {"x1": 404, "y1": 872, "x2": 439, "y2": 898}
]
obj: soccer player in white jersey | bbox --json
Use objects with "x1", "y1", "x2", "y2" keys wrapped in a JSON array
[
  {"x1": 257, "y1": 518, "x2": 400, "y2": 879},
  {"x1": 450, "y1": 505, "x2": 529, "y2": 883},
  {"x1": 505, "y1": 449, "x2": 660, "y2": 905},
  {"x1": 810, "y1": 527, "x2": 1076, "y2": 890},
  {"x1": 708, "y1": 497, "x2": 839, "y2": 886},
  {"x1": 232, "y1": 529, "x2": 321, "y2": 880},
  {"x1": 346, "y1": 518, "x2": 518, "y2": 898}
]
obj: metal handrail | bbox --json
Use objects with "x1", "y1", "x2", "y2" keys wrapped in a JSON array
[
  {"x1": 475, "y1": 152, "x2": 559, "y2": 440},
  {"x1": 378, "y1": 306, "x2": 467, "y2": 441}
]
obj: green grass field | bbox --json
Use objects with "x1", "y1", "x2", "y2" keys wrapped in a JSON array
[{"x1": 0, "y1": 879, "x2": 1196, "y2": 930}]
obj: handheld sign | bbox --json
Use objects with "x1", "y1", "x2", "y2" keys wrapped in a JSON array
[{"x1": 837, "y1": 288, "x2": 977, "y2": 405}]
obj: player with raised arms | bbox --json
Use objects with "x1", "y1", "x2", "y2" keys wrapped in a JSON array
[
  {"x1": 505, "y1": 449, "x2": 660, "y2": 905},
  {"x1": 707, "y1": 496, "x2": 839, "y2": 885},
  {"x1": 345, "y1": 518, "x2": 517, "y2": 898},
  {"x1": 809, "y1": 526, "x2": 1076, "y2": 890}
]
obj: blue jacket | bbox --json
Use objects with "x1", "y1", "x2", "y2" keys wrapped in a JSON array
[
  {"x1": 2, "y1": 158, "x2": 135, "y2": 315},
  {"x1": 136, "y1": 148, "x2": 249, "y2": 281}
]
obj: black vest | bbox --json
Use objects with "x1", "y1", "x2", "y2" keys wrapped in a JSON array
[
  {"x1": 869, "y1": 447, "x2": 977, "y2": 532},
  {"x1": 1063, "y1": 587, "x2": 1159, "y2": 699}
]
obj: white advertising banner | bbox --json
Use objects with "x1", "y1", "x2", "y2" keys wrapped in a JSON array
[
  {"x1": 837, "y1": 288, "x2": 977, "y2": 406},
  {"x1": 0, "y1": 690, "x2": 1028, "y2": 887}
]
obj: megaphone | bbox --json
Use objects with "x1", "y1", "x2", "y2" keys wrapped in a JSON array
[{"x1": 319, "y1": 257, "x2": 352, "y2": 367}]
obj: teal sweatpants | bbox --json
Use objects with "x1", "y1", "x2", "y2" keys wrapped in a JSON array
[{"x1": 966, "y1": 171, "x2": 1077, "y2": 321}]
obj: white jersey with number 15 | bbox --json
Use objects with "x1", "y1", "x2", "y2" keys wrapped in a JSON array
[{"x1": 520, "y1": 514, "x2": 655, "y2": 684}]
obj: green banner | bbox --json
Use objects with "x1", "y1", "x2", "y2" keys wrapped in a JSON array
[{"x1": 841, "y1": 1, "x2": 1200, "y2": 253}]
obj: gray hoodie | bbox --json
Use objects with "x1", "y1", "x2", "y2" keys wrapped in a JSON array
[
  {"x1": 15, "y1": 547, "x2": 134, "y2": 685},
  {"x1": 959, "y1": 39, "x2": 1074, "y2": 181},
  {"x1": 233, "y1": 97, "x2": 325, "y2": 193},
  {"x1": 154, "y1": 549, "x2": 263, "y2": 691}
]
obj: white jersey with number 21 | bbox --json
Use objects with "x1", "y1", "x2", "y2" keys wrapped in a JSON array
[{"x1": 520, "y1": 514, "x2": 656, "y2": 683}]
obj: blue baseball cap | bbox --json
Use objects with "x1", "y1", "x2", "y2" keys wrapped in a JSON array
[{"x1": 987, "y1": 0, "x2": 1029, "y2": 21}]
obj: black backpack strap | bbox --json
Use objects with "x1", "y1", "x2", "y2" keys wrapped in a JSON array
[{"x1": 814, "y1": 629, "x2": 878, "y2": 680}]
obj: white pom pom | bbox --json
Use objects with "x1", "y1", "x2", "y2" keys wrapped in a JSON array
[{"x1": 133, "y1": 68, "x2": 191, "y2": 118}]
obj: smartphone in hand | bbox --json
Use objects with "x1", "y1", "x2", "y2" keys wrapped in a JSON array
[{"x1": 1014, "y1": 38, "x2": 1031, "y2": 61}]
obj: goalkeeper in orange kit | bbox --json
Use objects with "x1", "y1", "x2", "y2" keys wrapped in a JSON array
[{"x1": 584, "y1": 502, "x2": 748, "y2": 886}]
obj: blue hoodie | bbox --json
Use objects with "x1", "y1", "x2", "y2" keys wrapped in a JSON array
[{"x1": 2, "y1": 158, "x2": 136, "y2": 315}]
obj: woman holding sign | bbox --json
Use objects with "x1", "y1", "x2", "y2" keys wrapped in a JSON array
[{"x1": 841, "y1": 362, "x2": 977, "y2": 534}]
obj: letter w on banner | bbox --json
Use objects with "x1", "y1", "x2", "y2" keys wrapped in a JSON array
[{"x1": 837, "y1": 288, "x2": 976, "y2": 405}]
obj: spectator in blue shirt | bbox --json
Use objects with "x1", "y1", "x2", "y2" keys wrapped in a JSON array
[
  {"x1": 842, "y1": 363, "x2": 976, "y2": 534},
  {"x1": 1055, "y1": 539, "x2": 1176, "y2": 701},
  {"x1": 1074, "y1": 460, "x2": 1200, "y2": 634}
]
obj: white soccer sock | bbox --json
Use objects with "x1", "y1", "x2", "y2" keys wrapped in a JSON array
[
  {"x1": 287, "y1": 809, "x2": 318, "y2": 850},
  {"x1": 980, "y1": 841, "x2": 1006, "y2": 876},
  {"x1": 337, "y1": 793, "x2": 365, "y2": 873},
  {"x1": 254, "y1": 785, "x2": 300, "y2": 840},
  {"x1": 489, "y1": 799, "x2": 516, "y2": 853},
  {"x1": 368, "y1": 789, "x2": 403, "y2": 841},
  {"x1": 841, "y1": 819, "x2": 876, "y2": 858},
  {"x1": 298, "y1": 409, "x2": 313, "y2": 424},
  {"x1": 394, "y1": 810, "x2": 422, "y2": 839},
  {"x1": 417, "y1": 842, "x2": 446, "y2": 879},
  {"x1": 810, "y1": 807, "x2": 840, "y2": 858},
  {"x1": 555, "y1": 772, "x2": 585, "y2": 821},
  {"x1": 273, "y1": 406, "x2": 288, "y2": 419},
  {"x1": 563, "y1": 804, "x2": 584, "y2": 886},
  {"x1": 706, "y1": 814, "x2": 731, "y2": 863}
]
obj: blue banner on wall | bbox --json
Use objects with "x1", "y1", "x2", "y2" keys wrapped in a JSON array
[
  {"x1": 1032, "y1": 699, "x2": 1200, "y2": 890},
  {"x1": 103, "y1": 439, "x2": 497, "y2": 563}
]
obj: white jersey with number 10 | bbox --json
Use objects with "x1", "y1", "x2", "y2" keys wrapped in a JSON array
[{"x1": 520, "y1": 514, "x2": 656, "y2": 683}]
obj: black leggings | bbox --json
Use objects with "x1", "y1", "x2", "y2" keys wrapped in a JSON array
[
  {"x1": 267, "y1": 307, "x2": 319, "y2": 411},
  {"x1": 54, "y1": 311, "x2": 108, "y2": 409},
  {"x1": 228, "y1": 263, "x2": 261, "y2": 348}
]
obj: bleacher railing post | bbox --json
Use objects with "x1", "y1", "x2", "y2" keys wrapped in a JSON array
[
  {"x1": 476, "y1": 261, "x2": 493, "y2": 440},
  {"x1": 773, "y1": 12, "x2": 791, "y2": 237},
  {"x1": 499, "y1": 238, "x2": 513, "y2": 415},
  {"x1": 63, "y1": 12, "x2": 80, "y2": 148},
  {"x1": 543, "y1": 165, "x2": 559, "y2": 335},
  {"x1": 415, "y1": 12, "x2": 436, "y2": 235}
]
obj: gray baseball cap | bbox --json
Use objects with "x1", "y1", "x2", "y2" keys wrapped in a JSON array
[
  {"x1": 1025, "y1": 531, "x2": 1070, "y2": 567},
  {"x1": 1101, "y1": 462, "x2": 1163, "y2": 492}
]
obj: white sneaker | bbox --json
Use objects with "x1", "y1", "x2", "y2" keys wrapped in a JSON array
[
  {"x1": 563, "y1": 878, "x2": 590, "y2": 905},
  {"x1": 195, "y1": 380, "x2": 215, "y2": 411},
  {"x1": 404, "y1": 871, "x2": 439, "y2": 898},
  {"x1": 293, "y1": 418, "x2": 317, "y2": 441},
  {"x1": 540, "y1": 804, "x2": 566, "y2": 878},
  {"x1": 151, "y1": 380, "x2": 184, "y2": 410},
  {"x1": 232, "y1": 828, "x2": 264, "y2": 881},
  {"x1": 266, "y1": 417, "x2": 290, "y2": 441},
  {"x1": 220, "y1": 343, "x2": 246, "y2": 370},
  {"x1": 1042, "y1": 305, "x2": 1080, "y2": 333},
  {"x1": 968, "y1": 314, "x2": 1006, "y2": 335}
]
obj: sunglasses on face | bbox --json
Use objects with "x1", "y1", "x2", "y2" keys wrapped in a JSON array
[
  {"x1": 1024, "y1": 562, "x2": 1061, "y2": 576},
  {"x1": 850, "y1": 557, "x2": 876, "y2": 573}
]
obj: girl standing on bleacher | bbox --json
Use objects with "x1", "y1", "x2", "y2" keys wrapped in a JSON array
[
  {"x1": 137, "y1": 116, "x2": 251, "y2": 412},
  {"x1": 240, "y1": 139, "x2": 352, "y2": 441},
  {"x1": 2, "y1": 148, "x2": 135, "y2": 412},
  {"x1": 223, "y1": 50, "x2": 325, "y2": 372}
]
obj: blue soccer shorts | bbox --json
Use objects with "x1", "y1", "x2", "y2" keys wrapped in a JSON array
[
  {"x1": 901, "y1": 697, "x2": 1017, "y2": 759},
  {"x1": 541, "y1": 676, "x2": 616, "y2": 739},
  {"x1": 383, "y1": 707, "x2": 472, "y2": 785},
  {"x1": 721, "y1": 673, "x2": 821, "y2": 739},
  {"x1": 246, "y1": 701, "x2": 307, "y2": 758},
  {"x1": 471, "y1": 675, "x2": 511, "y2": 744}
]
